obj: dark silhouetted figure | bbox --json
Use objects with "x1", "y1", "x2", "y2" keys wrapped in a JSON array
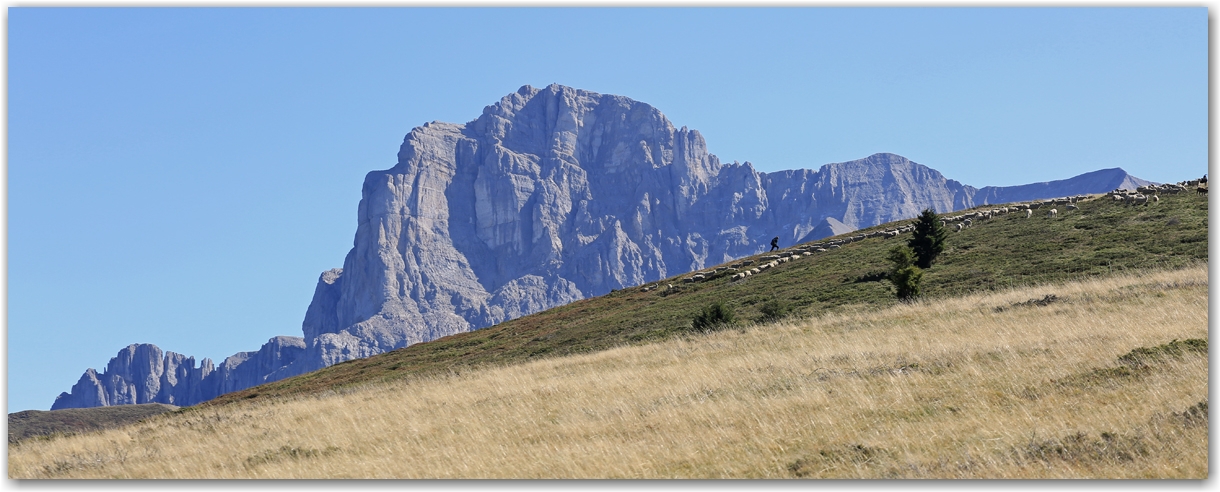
[
  {"x1": 1202, "y1": 174, "x2": 1208, "y2": 184},
  {"x1": 770, "y1": 236, "x2": 779, "y2": 252}
]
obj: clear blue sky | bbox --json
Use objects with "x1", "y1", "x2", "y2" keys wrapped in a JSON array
[{"x1": 7, "y1": 7, "x2": 1207, "y2": 412}]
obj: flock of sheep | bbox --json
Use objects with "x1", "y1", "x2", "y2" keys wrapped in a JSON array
[
  {"x1": 940, "y1": 194, "x2": 1091, "y2": 230},
  {"x1": 638, "y1": 179, "x2": 1206, "y2": 291},
  {"x1": 639, "y1": 246, "x2": 821, "y2": 291}
]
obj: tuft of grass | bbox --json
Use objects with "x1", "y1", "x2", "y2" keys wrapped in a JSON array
[
  {"x1": 1013, "y1": 430, "x2": 1150, "y2": 466},
  {"x1": 789, "y1": 443, "x2": 892, "y2": 477},
  {"x1": 1056, "y1": 338, "x2": 1208, "y2": 389},
  {"x1": 1173, "y1": 401, "x2": 1208, "y2": 427},
  {"x1": 244, "y1": 445, "x2": 341, "y2": 469},
  {"x1": 1116, "y1": 338, "x2": 1207, "y2": 368},
  {"x1": 994, "y1": 294, "x2": 1061, "y2": 312}
]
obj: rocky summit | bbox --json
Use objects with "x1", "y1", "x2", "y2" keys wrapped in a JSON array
[
  {"x1": 51, "y1": 84, "x2": 1151, "y2": 410},
  {"x1": 52, "y1": 337, "x2": 305, "y2": 409}
]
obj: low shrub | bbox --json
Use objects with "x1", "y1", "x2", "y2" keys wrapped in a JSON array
[
  {"x1": 887, "y1": 245, "x2": 923, "y2": 300},
  {"x1": 691, "y1": 301, "x2": 736, "y2": 331},
  {"x1": 757, "y1": 298, "x2": 790, "y2": 323}
]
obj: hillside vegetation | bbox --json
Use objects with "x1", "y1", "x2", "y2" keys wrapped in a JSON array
[
  {"x1": 205, "y1": 191, "x2": 1208, "y2": 404},
  {"x1": 8, "y1": 191, "x2": 1208, "y2": 478},
  {"x1": 8, "y1": 404, "x2": 178, "y2": 444},
  {"x1": 8, "y1": 264, "x2": 1208, "y2": 478}
]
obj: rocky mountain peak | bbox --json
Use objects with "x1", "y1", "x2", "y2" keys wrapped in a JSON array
[{"x1": 51, "y1": 86, "x2": 1153, "y2": 410}]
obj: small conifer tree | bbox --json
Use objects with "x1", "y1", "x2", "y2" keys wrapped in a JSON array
[
  {"x1": 888, "y1": 244, "x2": 923, "y2": 300},
  {"x1": 908, "y1": 208, "x2": 948, "y2": 269}
]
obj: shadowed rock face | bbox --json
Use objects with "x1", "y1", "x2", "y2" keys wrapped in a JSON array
[
  {"x1": 51, "y1": 84, "x2": 1151, "y2": 410},
  {"x1": 51, "y1": 337, "x2": 304, "y2": 410},
  {"x1": 291, "y1": 85, "x2": 1148, "y2": 371},
  {"x1": 295, "y1": 85, "x2": 725, "y2": 368}
]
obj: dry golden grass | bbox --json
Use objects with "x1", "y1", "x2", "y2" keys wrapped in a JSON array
[{"x1": 10, "y1": 264, "x2": 1208, "y2": 479}]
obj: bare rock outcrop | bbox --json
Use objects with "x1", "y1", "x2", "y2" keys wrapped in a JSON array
[
  {"x1": 53, "y1": 84, "x2": 1153, "y2": 409},
  {"x1": 51, "y1": 337, "x2": 304, "y2": 410},
  {"x1": 53, "y1": 344, "x2": 213, "y2": 409},
  {"x1": 291, "y1": 87, "x2": 972, "y2": 369},
  {"x1": 291, "y1": 85, "x2": 1154, "y2": 371}
]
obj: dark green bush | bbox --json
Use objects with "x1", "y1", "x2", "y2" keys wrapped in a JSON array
[
  {"x1": 888, "y1": 245, "x2": 923, "y2": 300},
  {"x1": 758, "y1": 298, "x2": 791, "y2": 323},
  {"x1": 691, "y1": 301, "x2": 736, "y2": 331}
]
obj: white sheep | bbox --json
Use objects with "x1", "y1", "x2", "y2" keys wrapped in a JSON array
[
  {"x1": 1047, "y1": 208, "x2": 1058, "y2": 218},
  {"x1": 1025, "y1": 209, "x2": 1033, "y2": 218},
  {"x1": 954, "y1": 223, "x2": 963, "y2": 232}
]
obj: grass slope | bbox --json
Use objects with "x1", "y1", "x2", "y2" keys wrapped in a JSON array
[
  {"x1": 202, "y1": 191, "x2": 1207, "y2": 406},
  {"x1": 8, "y1": 404, "x2": 178, "y2": 444},
  {"x1": 8, "y1": 265, "x2": 1207, "y2": 478}
]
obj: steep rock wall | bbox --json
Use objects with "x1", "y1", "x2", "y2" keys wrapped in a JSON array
[{"x1": 52, "y1": 84, "x2": 1153, "y2": 409}]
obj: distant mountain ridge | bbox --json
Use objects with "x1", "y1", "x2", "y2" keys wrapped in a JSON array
[
  {"x1": 970, "y1": 167, "x2": 1151, "y2": 206},
  {"x1": 51, "y1": 84, "x2": 1153, "y2": 410},
  {"x1": 54, "y1": 338, "x2": 305, "y2": 408}
]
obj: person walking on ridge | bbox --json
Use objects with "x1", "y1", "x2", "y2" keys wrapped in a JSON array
[{"x1": 770, "y1": 236, "x2": 780, "y2": 252}]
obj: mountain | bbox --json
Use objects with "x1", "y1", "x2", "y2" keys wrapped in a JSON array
[
  {"x1": 50, "y1": 84, "x2": 1154, "y2": 410},
  {"x1": 800, "y1": 217, "x2": 854, "y2": 244},
  {"x1": 971, "y1": 168, "x2": 1152, "y2": 206},
  {"x1": 52, "y1": 337, "x2": 305, "y2": 410}
]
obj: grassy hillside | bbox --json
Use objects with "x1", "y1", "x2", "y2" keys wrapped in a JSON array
[
  {"x1": 201, "y1": 191, "x2": 1208, "y2": 405},
  {"x1": 8, "y1": 404, "x2": 178, "y2": 444},
  {"x1": 8, "y1": 265, "x2": 1207, "y2": 478}
]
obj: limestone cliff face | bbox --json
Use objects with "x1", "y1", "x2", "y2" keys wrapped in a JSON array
[
  {"x1": 292, "y1": 85, "x2": 1143, "y2": 370},
  {"x1": 51, "y1": 337, "x2": 304, "y2": 410},
  {"x1": 53, "y1": 344, "x2": 211, "y2": 409},
  {"x1": 294, "y1": 85, "x2": 728, "y2": 370},
  {"x1": 52, "y1": 84, "x2": 1153, "y2": 409}
]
